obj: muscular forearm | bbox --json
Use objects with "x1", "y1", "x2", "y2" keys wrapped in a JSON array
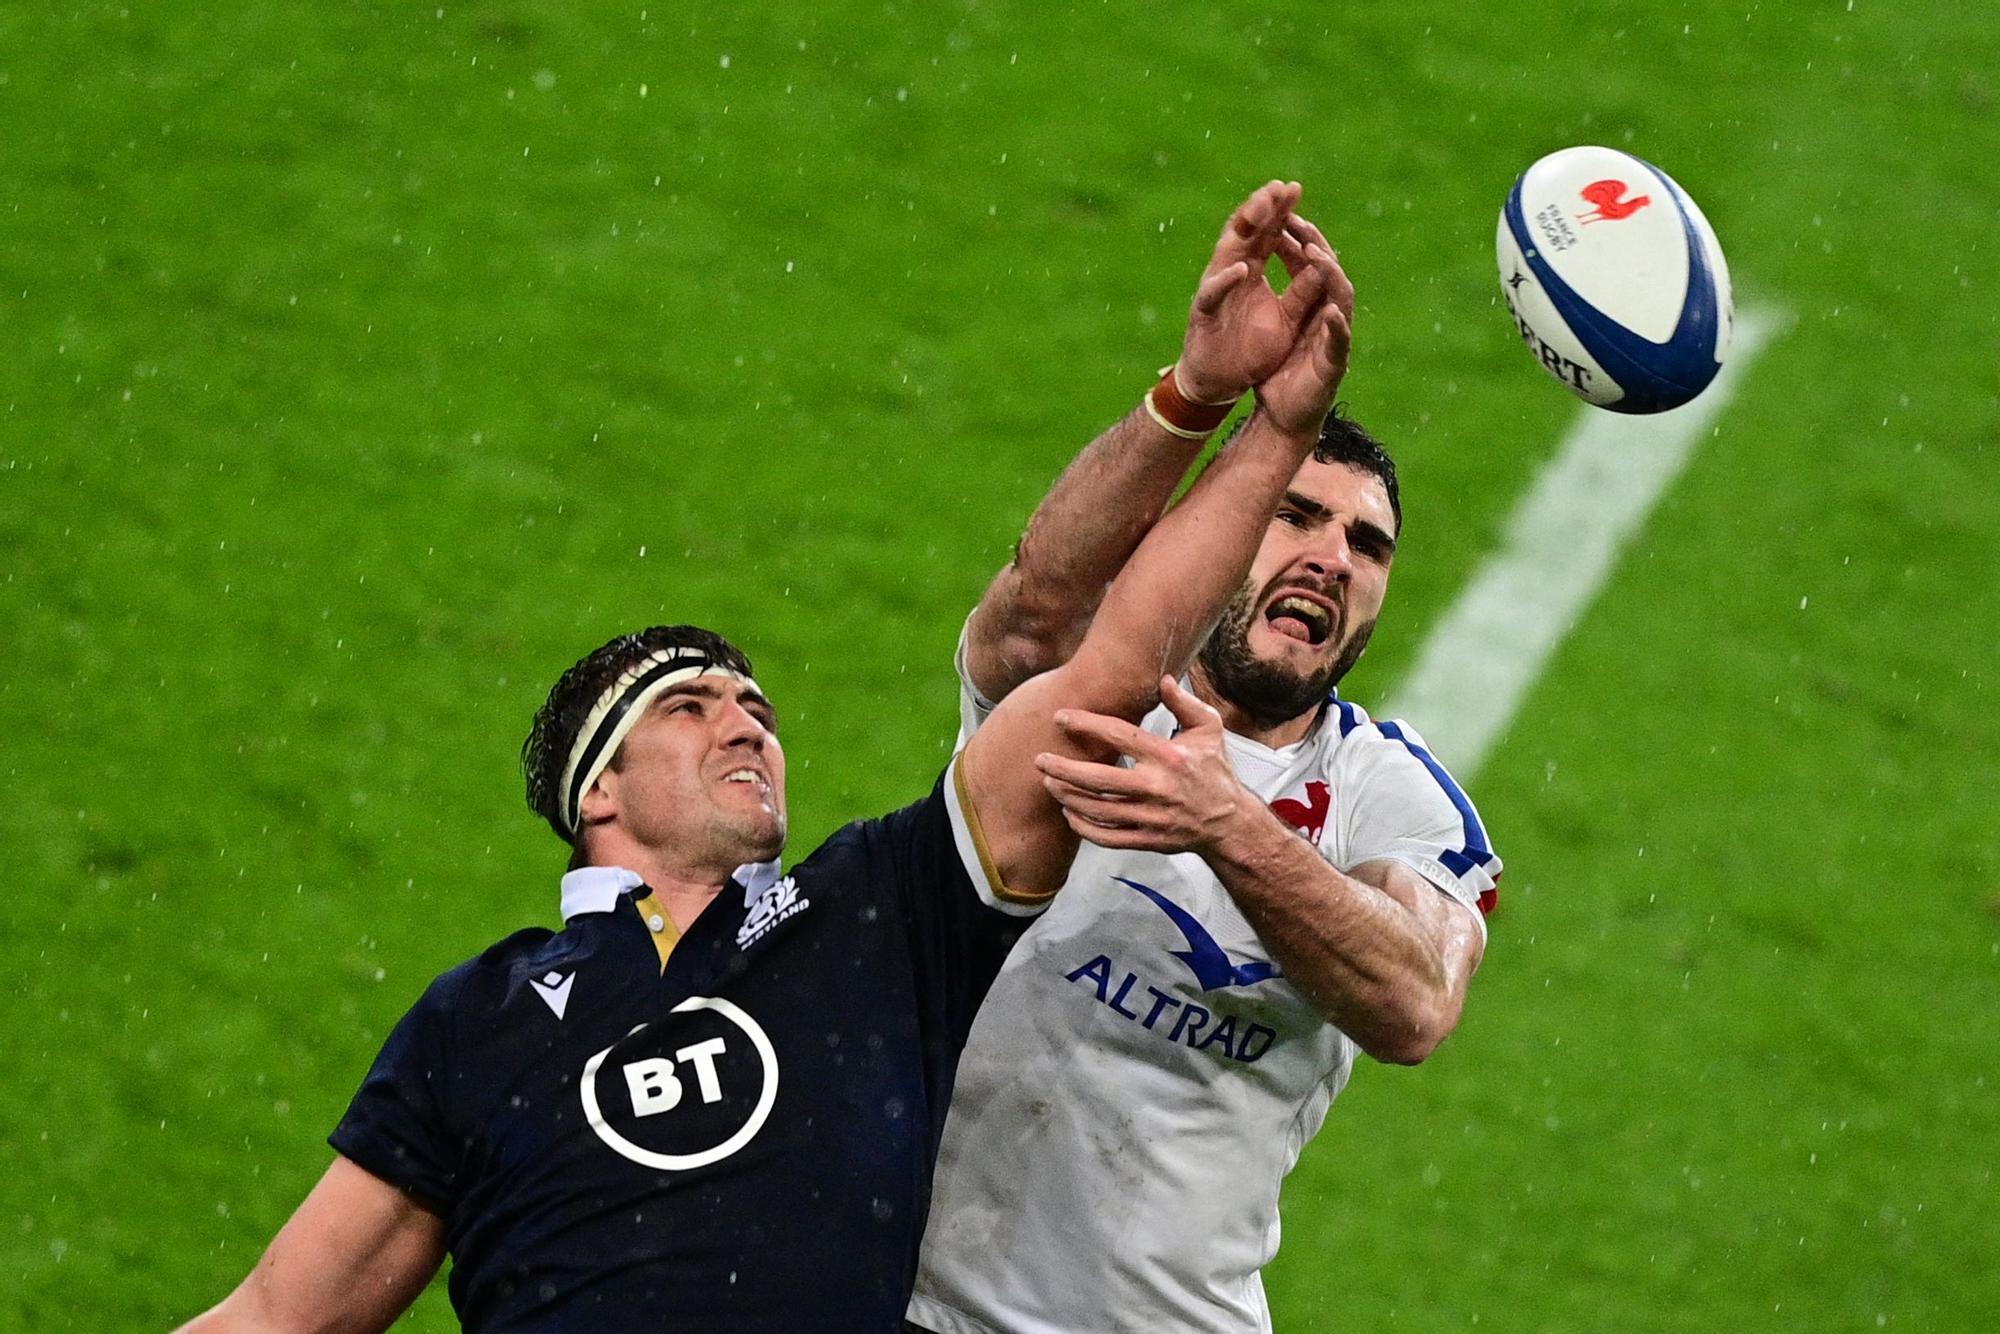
[
  {"x1": 175, "y1": 1159, "x2": 444, "y2": 1334},
  {"x1": 1204, "y1": 807, "x2": 1474, "y2": 1064},
  {"x1": 966, "y1": 409, "x2": 1319, "y2": 897},
  {"x1": 966, "y1": 401, "x2": 1210, "y2": 704},
  {"x1": 961, "y1": 183, "x2": 1348, "y2": 897},
  {"x1": 1067, "y1": 408, "x2": 1315, "y2": 716}
]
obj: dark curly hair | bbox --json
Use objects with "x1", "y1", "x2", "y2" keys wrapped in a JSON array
[
  {"x1": 1203, "y1": 406, "x2": 1401, "y2": 532},
  {"x1": 1311, "y1": 407, "x2": 1400, "y2": 533},
  {"x1": 521, "y1": 625, "x2": 756, "y2": 849}
]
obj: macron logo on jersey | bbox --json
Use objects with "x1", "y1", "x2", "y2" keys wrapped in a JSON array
[
  {"x1": 531, "y1": 970, "x2": 575, "y2": 1020},
  {"x1": 1116, "y1": 877, "x2": 1282, "y2": 990}
]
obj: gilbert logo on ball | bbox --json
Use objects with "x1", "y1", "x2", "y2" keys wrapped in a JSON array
[{"x1": 1497, "y1": 145, "x2": 1733, "y2": 413}]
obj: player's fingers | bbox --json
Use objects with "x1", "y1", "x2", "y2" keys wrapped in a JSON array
[
  {"x1": 1274, "y1": 229, "x2": 1330, "y2": 288},
  {"x1": 1324, "y1": 300, "x2": 1354, "y2": 360},
  {"x1": 1321, "y1": 248, "x2": 1356, "y2": 323},
  {"x1": 1312, "y1": 303, "x2": 1353, "y2": 383},
  {"x1": 1158, "y1": 675, "x2": 1224, "y2": 732},
  {"x1": 1225, "y1": 179, "x2": 1285, "y2": 241},
  {"x1": 1217, "y1": 180, "x2": 1294, "y2": 264},
  {"x1": 1049, "y1": 786, "x2": 1170, "y2": 835},
  {"x1": 1266, "y1": 179, "x2": 1303, "y2": 224},
  {"x1": 1241, "y1": 180, "x2": 1300, "y2": 259},
  {"x1": 1212, "y1": 188, "x2": 1269, "y2": 263},
  {"x1": 1046, "y1": 781, "x2": 1141, "y2": 826},
  {"x1": 1060, "y1": 807, "x2": 1147, "y2": 849},
  {"x1": 1273, "y1": 228, "x2": 1307, "y2": 277},
  {"x1": 1034, "y1": 752, "x2": 1150, "y2": 798},
  {"x1": 1067, "y1": 810, "x2": 1177, "y2": 853},
  {"x1": 1286, "y1": 214, "x2": 1335, "y2": 261},
  {"x1": 1191, "y1": 260, "x2": 1250, "y2": 316},
  {"x1": 1075, "y1": 826, "x2": 1164, "y2": 850},
  {"x1": 1274, "y1": 248, "x2": 1331, "y2": 326},
  {"x1": 1053, "y1": 707, "x2": 1175, "y2": 760}
]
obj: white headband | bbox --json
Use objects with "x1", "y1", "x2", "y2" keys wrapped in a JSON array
[{"x1": 558, "y1": 648, "x2": 762, "y2": 839}]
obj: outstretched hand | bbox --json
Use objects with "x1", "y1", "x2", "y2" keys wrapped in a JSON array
[
  {"x1": 1176, "y1": 182, "x2": 1342, "y2": 406},
  {"x1": 1253, "y1": 212, "x2": 1356, "y2": 438},
  {"x1": 1035, "y1": 676, "x2": 1253, "y2": 856}
]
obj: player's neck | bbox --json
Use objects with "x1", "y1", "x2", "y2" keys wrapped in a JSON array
[
  {"x1": 589, "y1": 842, "x2": 731, "y2": 934},
  {"x1": 634, "y1": 871, "x2": 728, "y2": 934},
  {"x1": 1188, "y1": 666, "x2": 1321, "y2": 750}
]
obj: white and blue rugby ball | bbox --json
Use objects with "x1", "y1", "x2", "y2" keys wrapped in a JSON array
[{"x1": 1497, "y1": 145, "x2": 1733, "y2": 414}]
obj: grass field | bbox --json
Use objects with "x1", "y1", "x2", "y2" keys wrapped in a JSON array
[{"x1": 4, "y1": 1, "x2": 1997, "y2": 1328}]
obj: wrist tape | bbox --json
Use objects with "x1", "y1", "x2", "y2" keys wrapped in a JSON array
[{"x1": 1144, "y1": 364, "x2": 1239, "y2": 439}]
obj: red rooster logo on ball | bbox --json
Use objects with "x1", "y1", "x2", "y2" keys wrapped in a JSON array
[{"x1": 1577, "y1": 178, "x2": 1652, "y2": 223}]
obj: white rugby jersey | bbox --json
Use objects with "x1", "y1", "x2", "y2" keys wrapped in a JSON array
[{"x1": 909, "y1": 642, "x2": 1499, "y2": 1334}]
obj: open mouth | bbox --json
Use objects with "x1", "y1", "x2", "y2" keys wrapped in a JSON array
[
  {"x1": 1263, "y1": 592, "x2": 1334, "y2": 646},
  {"x1": 722, "y1": 768, "x2": 771, "y2": 796}
]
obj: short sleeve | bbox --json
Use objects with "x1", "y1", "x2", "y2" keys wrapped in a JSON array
[
  {"x1": 1338, "y1": 720, "x2": 1502, "y2": 931},
  {"x1": 952, "y1": 616, "x2": 999, "y2": 748},
  {"x1": 327, "y1": 971, "x2": 466, "y2": 1216}
]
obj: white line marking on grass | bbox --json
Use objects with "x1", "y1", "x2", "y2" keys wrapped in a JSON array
[{"x1": 1380, "y1": 307, "x2": 1784, "y2": 777}]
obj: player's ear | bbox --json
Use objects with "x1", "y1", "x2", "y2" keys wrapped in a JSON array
[{"x1": 580, "y1": 772, "x2": 619, "y2": 828}]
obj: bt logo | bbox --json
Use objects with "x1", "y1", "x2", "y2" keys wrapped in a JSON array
[
  {"x1": 622, "y1": 1038, "x2": 729, "y2": 1116},
  {"x1": 580, "y1": 996, "x2": 778, "y2": 1171}
]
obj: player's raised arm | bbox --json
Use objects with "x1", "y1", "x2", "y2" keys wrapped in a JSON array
[
  {"x1": 963, "y1": 182, "x2": 1337, "y2": 706},
  {"x1": 175, "y1": 1156, "x2": 445, "y2": 1334},
  {"x1": 960, "y1": 204, "x2": 1355, "y2": 900}
]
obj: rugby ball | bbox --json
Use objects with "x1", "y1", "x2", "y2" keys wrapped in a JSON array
[{"x1": 1497, "y1": 145, "x2": 1732, "y2": 414}]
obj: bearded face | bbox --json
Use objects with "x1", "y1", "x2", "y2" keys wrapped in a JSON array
[
  {"x1": 1198, "y1": 577, "x2": 1378, "y2": 727},
  {"x1": 1191, "y1": 458, "x2": 1396, "y2": 731}
]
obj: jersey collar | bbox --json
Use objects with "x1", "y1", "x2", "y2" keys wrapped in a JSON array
[
  {"x1": 560, "y1": 866, "x2": 643, "y2": 921},
  {"x1": 558, "y1": 859, "x2": 786, "y2": 923},
  {"x1": 1217, "y1": 693, "x2": 1338, "y2": 766}
]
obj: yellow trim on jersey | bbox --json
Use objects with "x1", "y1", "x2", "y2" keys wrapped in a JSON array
[
  {"x1": 632, "y1": 891, "x2": 681, "y2": 972},
  {"x1": 953, "y1": 753, "x2": 1057, "y2": 907}
]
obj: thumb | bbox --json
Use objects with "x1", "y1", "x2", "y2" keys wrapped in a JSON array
[
  {"x1": 1190, "y1": 260, "x2": 1251, "y2": 318},
  {"x1": 1160, "y1": 674, "x2": 1222, "y2": 731}
]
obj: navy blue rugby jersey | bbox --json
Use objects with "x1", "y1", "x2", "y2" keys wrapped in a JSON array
[{"x1": 329, "y1": 761, "x2": 1035, "y2": 1333}]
